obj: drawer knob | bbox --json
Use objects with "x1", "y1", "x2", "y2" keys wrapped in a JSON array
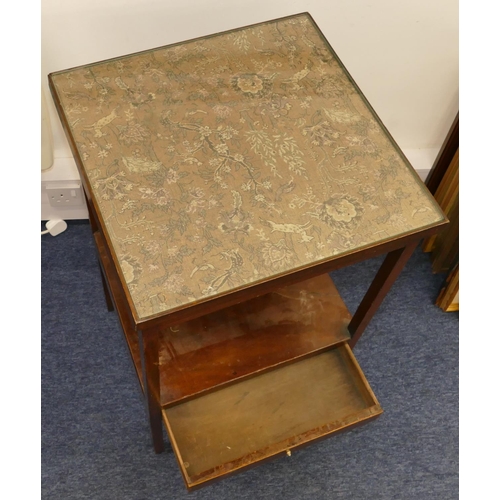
[{"x1": 286, "y1": 449, "x2": 292, "y2": 457}]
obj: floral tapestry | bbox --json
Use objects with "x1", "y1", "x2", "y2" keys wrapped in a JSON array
[{"x1": 50, "y1": 13, "x2": 445, "y2": 320}]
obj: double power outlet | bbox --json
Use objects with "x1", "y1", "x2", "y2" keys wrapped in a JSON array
[{"x1": 46, "y1": 183, "x2": 84, "y2": 207}]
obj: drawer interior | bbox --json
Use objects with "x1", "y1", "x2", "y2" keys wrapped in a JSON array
[{"x1": 163, "y1": 343, "x2": 382, "y2": 489}]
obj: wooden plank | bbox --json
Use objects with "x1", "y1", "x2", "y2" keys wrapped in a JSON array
[
  {"x1": 158, "y1": 274, "x2": 352, "y2": 406},
  {"x1": 164, "y1": 345, "x2": 382, "y2": 488},
  {"x1": 436, "y1": 264, "x2": 459, "y2": 312},
  {"x1": 437, "y1": 151, "x2": 459, "y2": 214},
  {"x1": 431, "y1": 196, "x2": 458, "y2": 274},
  {"x1": 426, "y1": 113, "x2": 459, "y2": 195},
  {"x1": 423, "y1": 146, "x2": 458, "y2": 254}
]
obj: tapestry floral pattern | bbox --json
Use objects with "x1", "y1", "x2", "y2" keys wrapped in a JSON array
[{"x1": 50, "y1": 13, "x2": 444, "y2": 319}]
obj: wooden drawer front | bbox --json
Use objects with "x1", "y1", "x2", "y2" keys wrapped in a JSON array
[{"x1": 163, "y1": 344, "x2": 382, "y2": 489}]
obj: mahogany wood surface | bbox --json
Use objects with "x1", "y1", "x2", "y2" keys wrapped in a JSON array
[
  {"x1": 164, "y1": 344, "x2": 382, "y2": 489},
  {"x1": 94, "y1": 238, "x2": 353, "y2": 408},
  {"x1": 139, "y1": 330, "x2": 165, "y2": 453},
  {"x1": 431, "y1": 196, "x2": 458, "y2": 274},
  {"x1": 426, "y1": 113, "x2": 459, "y2": 195},
  {"x1": 156, "y1": 274, "x2": 351, "y2": 407},
  {"x1": 436, "y1": 263, "x2": 459, "y2": 312}
]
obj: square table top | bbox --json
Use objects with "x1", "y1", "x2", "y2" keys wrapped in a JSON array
[{"x1": 49, "y1": 12, "x2": 446, "y2": 322}]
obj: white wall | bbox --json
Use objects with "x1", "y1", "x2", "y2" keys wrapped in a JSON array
[{"x1": 42, "y1": 0, "x2": 458, "y2": 174}]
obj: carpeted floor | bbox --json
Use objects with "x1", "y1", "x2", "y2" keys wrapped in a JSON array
[{"x1": 41, "y1": 221, "x2": 458, "y2": 499}]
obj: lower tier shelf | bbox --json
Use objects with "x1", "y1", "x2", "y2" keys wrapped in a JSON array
[
  {"x1": 163, "y1": 343, "x2": 382, "y2": 489},
  {"x1": 94, "y1": 231, "x2": 352, "y2": 407},
  {"x1": 158, "y1": 273, "x2": 351, "y2": 406}
]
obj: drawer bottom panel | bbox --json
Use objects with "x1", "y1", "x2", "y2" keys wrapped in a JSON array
[{"x1": 163, "y1": 343, "x2": 382, "y2": 489}]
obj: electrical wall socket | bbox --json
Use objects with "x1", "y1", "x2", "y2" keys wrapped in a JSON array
[{"x1": 46, "y1": 183, "x2": 83, "y2": 207}]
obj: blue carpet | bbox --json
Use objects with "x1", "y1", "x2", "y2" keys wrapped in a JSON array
[{"x1": 41, "y1": 222, "x2": 458, "y2": 499}]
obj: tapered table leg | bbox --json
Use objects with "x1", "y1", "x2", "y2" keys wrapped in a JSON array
[
  {"x1": 85, "y1": 195, "x2": 114, "y2": 312},
  {"x1": 139, "y1": 329, "x2": 165, "y2": 453},
  {"x1": 98, "y1": 266, "x2": 115, "y2": 312},
  {"x1": 348, "y1": 240, "x2": 420, "y2": 348}
]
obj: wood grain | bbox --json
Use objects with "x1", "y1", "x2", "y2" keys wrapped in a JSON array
[
  {"x1": 157, "y1": 274, "x2": 351, "y2": 406},
  {"x1": 436, "y1": 264, "x2": 459, "y2": 312}
]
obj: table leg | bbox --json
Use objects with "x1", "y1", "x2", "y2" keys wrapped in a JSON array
[
  {"x1": 98, "y1": 266, "x2": 115, "y2": 312},
  {"x1": 348, "y1": 240, "x2": 420, "y2": 348},
  {"x1": 85, "y1": 195, "x2": 114, "y2": 312},
  {"x1": 138, "y1": 329, "x2": 165, "y2": 453}
]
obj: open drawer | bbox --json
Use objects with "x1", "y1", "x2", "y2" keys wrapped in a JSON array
[{"x1": 163, "y1": 343, "x2": 382, "y2": 489}]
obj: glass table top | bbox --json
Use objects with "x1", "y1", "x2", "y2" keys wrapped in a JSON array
[{"x1": 49, "y1": 13, "x2": 445, "y2": 321}]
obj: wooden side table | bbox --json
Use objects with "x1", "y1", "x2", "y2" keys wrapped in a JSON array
[{"x1": 48, "y1": 12, "x2": 447, "y2": 490}]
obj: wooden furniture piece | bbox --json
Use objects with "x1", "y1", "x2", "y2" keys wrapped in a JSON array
[
  {"x1": 48, "y1": 13, "x2": 447, "y2": 490},
  {"x1": 436, "y1": 263, "x2": 459, "y2": 312},
  {"x1": 423, "y1": 113, "x2": 458, "y2": 310},
  {"x1": 425, "y1": 113, "x2": 459, "y2": 197}
]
